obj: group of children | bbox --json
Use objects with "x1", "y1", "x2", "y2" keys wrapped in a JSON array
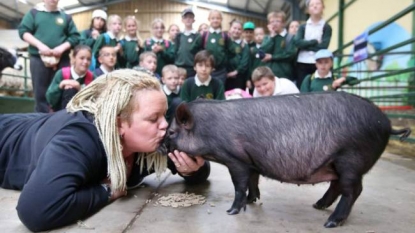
[{"x1": 18, "y1": 0, "x2": 358, "y2": 116}]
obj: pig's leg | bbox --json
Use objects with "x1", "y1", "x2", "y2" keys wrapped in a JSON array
[
  {"x1": 313, "y1": 180, "x2": 340, "y2": 209},
  {"x1": 247, "y1": 171, "x2": 260, "y2": 203},
  {"x1": 324, "y1": 176, "x2": 363, "y2": 228},
  {"x1": 226, "y1": 164, "x2": 250, "y2": 215}
]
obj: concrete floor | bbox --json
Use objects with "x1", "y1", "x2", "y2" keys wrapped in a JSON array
[{"x1": 1, "y1": 152, "x2": 415, "y2": 233}]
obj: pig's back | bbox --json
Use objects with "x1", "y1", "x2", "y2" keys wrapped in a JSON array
[{"x1": 189, "y1": 92, "x2": 391, "y2": 180}]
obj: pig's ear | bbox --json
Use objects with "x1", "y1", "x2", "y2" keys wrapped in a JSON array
[{"x1": 175, "y1": 103, "x2": 194, "y2": 130}]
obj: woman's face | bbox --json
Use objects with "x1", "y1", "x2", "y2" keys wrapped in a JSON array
[{"x1": 119, "y1": 89, "x2": 168, "y2": 155}]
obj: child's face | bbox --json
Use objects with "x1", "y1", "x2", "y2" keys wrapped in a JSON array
[
  {"x1": 98, "y1": 47, "x2": 117, "y2": 69},
  {"x1": 268, "y1": 16, "x2": 284, "y2": 33},
  {"x1": 152, "y1": 22, "x2": 165, "y2": 39},
  {"x1": 254, "y1": 77, "x2": 275, "y2": 97},
  {"x1": 199, "y1": 23, "x2": 209, "y2": 33},
  {"x1": 108, "y1": 18, "x2": 122, "y2": 35},
  {"x1": 243, "y1": 30, "x2": 254, "y2": 43},
  {"x1": 44, "y1": 0, "x2": 59, "y2": 9},
  {"x1": 168, "y1": 25, "x2": 180, "y2": 40},
  {"x1": 178, "y1": 74, "x2": 186, "y2": 86},
  {"x1": 73, "y1": 49, "x2": 91, "y2": 74},
  {"x1": 254, "y1": 28, "x2": 265, "y2": 44},
  {"x1": 315, "y1": 58, "x2": 333, "y2": 75},
  {"x1": 194, "y1": 61, "x2": 213, "y2": 81},
  {"x1": 208, "y1": 12, "x2": 222, "y2": 29},
  {"x1": 162, "y1": 71, "x2": 179, "y2": 91},
  {"x1": 140, "y1": 56, "x2": 157, "y2": 73},
  {"x1": 93, "y1": 17, "x2": 106, "y2": 30},
  {"x1": 230, "y1": 23, "x2": 242, "y2": 40},
  {"x1": 288, "y1": 21, "x2": 300, "y2": 35},
  {"x1": 182, "y1": 14, "x2": 195, "y2": 28},
  {"x1": 308, "y1": 0, "x2": 324, "y2": 16},
  {"x1": 125, "y1": 19, "x2": 137, "y2": 37}
]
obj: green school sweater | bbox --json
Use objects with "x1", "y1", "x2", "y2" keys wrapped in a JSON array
[
  {"x1": 91, "y1": 33, "x2": 124, "y2": 68},
  {"x1": 164, "y1": 90, "x2": 180, "y2": 123},
  {"x1": 300, "y1": 74, "x2": 358, "y2": 92},
  {"x1": 294, "y1": 23, "x2": 332, "y2": 52},
  {"x1": 228, "y1": 41, "x2": 250, "y2": 80},
  {"x1": 261, "y1": 32, "x2": 297, "y2": 80},
  {"x1": 248, "y1": 45, "x2": 266, "y2": 78},
  {"x1": 174, "y1": 32, "x2": 198, "y2": 68},
  {"x1": 121, "y1": 38, "x2": 142, "y2": 68},
  {"x1": 46, "y1": 69, "x2": 95, "y2": 110},
  {"x1": 143, "y1": 38, "x2": 175, "y2": 75},
  {"x1": 18, "y1": 8, "x2": 79, "y2": 56},
  {"x1": 191, "y1": 31, "x2": 234, "y2": 70},
  {"x1": 180, "y1": 77, "x2": 225, "y2": 102}
]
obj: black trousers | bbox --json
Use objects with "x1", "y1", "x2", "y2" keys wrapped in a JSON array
[
  {"x1": 296, "y1": 62, "x2": 316, "y2": 89},
  {"x1": 30, "y1": 55, "x2": 70, "y2": 113}
]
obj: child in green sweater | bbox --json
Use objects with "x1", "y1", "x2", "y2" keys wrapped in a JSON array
[
  {"x1": 91, "y1": 14, "x2": 124, "y2": 69},
  {"x1": 162, "y1": 65, "x2": 181, "y2": 123},
  {"x1": 144, "y1": 18, "x2": 175, "y2": 76},
  {"x1": 80, "y1": 9, "x2": 107, "y2": 49},
  {"x1": 300, "y1": 49, "x2": 359, "y2": 92},
  {"x1": 46, "y1": 45, "x2": 95, "y2": 111},
  {"x1": 18, "y1": 0, "x2": 80, "y2": 113},
  {"x1": 120, "y1": 16, "x2": 143, "y2": 68},
  {"x1": 180, "y1": 50, "x2": 225, "y2": 102}
]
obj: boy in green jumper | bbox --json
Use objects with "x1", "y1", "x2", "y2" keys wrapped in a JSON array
[
  {"x1": 91, "y1": 14, "x2": 124, "y2": 69},
  {"x1": 180, "y1": 50, "x2": 225, "y2": 102},
  {"x1": 18, "y1": 0, "x2": 80, "y2": 113},
  {"x1": 161, "y1": 65, "x2": 181, "y2": 123},
  {"x1": 174, "y1": 8, "x2": 198, "y2": 78},
  {"x1": 300, "y1": 49, "x2": 359, "y2": 92},
  {"x1": 191, "y1": 10, "x2": 234, "y2": 84},
  {"x1": 261, "y1": 11, "x2": 297, "y2": 81}
]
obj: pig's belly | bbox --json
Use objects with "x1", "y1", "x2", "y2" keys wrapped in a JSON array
[{"x1": 274, "y1": 166, "x2": 338, "y2": 185}]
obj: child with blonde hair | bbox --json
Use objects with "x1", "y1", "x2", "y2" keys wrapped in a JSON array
[
  {"x1": 144, "y1": 18, "x2": 175, "y2": 75},
  {"x1": 91, "y1": 14, "x2": 124, "y2": 70},
  {"x1": 161, "y1": 64, "x2": 181, "y2": 122},
  {"x1": 191, "y1": 10, "x2": 234, "y2": 84},
  {"x1": 120, "y1": 15, "x2": 143, "y2": 68}
]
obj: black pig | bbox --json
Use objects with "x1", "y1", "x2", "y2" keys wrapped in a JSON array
[
  {"x1": 0, "y1": 47, "x2": 22, "y2": 72},
  {"x1": 164, "y1": 91, "x2": 411, "y2": 228}
]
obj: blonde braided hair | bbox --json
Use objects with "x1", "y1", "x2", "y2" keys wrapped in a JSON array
[{"x1": 66, "y1": 69, "x2": 167, "y2": 191}]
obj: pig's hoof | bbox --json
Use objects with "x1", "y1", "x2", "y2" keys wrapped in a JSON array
[
  {"x1": 312, "y1": 203, "x2": 327, "y2": 210},
  {"x1": 226, "y1": 208, "x2": 240, "y2": 215},
  {"x1": 324, "y1": 219, "x2": 344, "y2": 228}
]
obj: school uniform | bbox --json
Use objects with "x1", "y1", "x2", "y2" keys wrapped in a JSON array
[
  {"x1": 300, "y1": 71, "x2": 358, "y2": 93},
  {"x1": 180, "y1": 75, "x2": 225, "y2": 102},
  {"x1": 94, "y1": 65, "x2": 112, "y2": 77},
  {"x1": 91, "y1": 32, "x2": 123, "y2": 68},
  {"x1": 226, "y1": 39, "x2": 250, "y2": 91},
  {"x1": 191, "y1": 27, "x2": 234, "y2": 83},
  {"x1": 248, "y1": 43, "x2": 266, "y2": 78},
  {"x1": 294, "y1": 19, "x2": 332, "y2": 88},
  {"x1": 18, "y1": 3, "x2": 79, "y2": 113},
  {"x1": 261, "y1": 29, "x2": 297, "y2": 81},
  {"x1": 163, "y1": 85, "x2": 181, "y2": 123},
  {"x1": 174, "y1": 29, "x2": 198, "y2": 78},
  {"x1": 46, "y1": 67, "x2": 95, "y2": 111},
  {"x1": 143, "y1": 37, "x2": 175, "y2": 75},
  {"x1": 120, "y1": 36, "x2": 142, "y2": 68}
]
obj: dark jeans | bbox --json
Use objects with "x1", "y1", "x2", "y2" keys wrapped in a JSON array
[
  {"x1": 30, "y1": 55, "x2": 70, "y2": 113},
  {"x1": 296, "y1": 62, "x2": 317, "y2": 89}
]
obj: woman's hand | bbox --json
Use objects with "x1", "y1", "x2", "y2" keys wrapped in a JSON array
[{"x1": 168, "y1": 150, "x2": 205, "y2": 176}]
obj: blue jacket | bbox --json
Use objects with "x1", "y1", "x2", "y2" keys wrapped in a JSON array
[{"x1": 0, "y1": 110, "x2": 209, "y2": 231}]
